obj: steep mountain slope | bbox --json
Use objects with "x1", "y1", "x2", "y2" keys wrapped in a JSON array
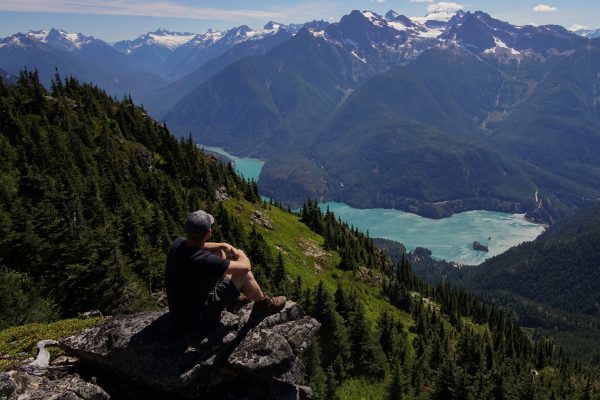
[
  {"x1": 164, "y1": 29, "x2": 376, "y2": 153},
  {"x1": 257, "y1": 48, "x2": 600, "y2": 219},
  {"x1": 141, "y1": 28, "x2": 295, "y2": 118},
  {"x1": 489, "y1": 46, "x2": 600, "y2": 192},
  {"x1": 304, "y1": 50, "x2": 534, "y2": 212},
  {"x1": 0, "y1": 71, "x2": 255, "y2": 320}
]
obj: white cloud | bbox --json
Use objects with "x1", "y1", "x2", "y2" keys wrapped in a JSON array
[
  {"x1": 533, "y1": 4, "x2": 558, "y2": 12},
  {"x1": 570, "y1": 24, "x2": 590, "y2": 31},
  {"x1": 427, "y1": 2, "x2": 464, "y2": 13},
  {"x1": 410, "y1": 0, "x2": 434, "y2": 3},
  {"x1": 0, "y1": 0, "x2": 329, "y2": 22}
]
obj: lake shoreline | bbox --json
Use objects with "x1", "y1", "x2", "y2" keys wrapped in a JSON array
[{"x1": 201, "y1": 144, "x2": 545, "y2": 264}]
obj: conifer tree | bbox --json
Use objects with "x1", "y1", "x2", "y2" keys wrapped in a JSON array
[
  {"x1": 325, "y1": 365, "x2": 340, "y2": 400},
  {"x1": 304, "y1": 339, "x2": 327, "y2": 400}
]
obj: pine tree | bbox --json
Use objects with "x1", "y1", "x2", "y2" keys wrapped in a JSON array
[
  {"x1": 324, "y1": 365, "x2": 340, "y2": 400},
  {"x1": 348, "y1": 299, "x2": 387, "y2": 377},
  {"x1": 271, "y1": 252, "x2": 287, "y2": 294},
  {"x1": 387, "y1": 366, "x2": 405, "y2": 400},
  {"x1": 304, "y1": 339, "x2": 327, "y2": 400}
]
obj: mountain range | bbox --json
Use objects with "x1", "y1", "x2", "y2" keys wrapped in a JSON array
[
  {"x1": 1, "y1": 9, "x2": 599, "y2": 223},
  {"x1": 162, "y1": 10, "x2": 600, "y2": 223},
  {"x1": 0, "y1": 22, "x2": 310, "y2": 107}
]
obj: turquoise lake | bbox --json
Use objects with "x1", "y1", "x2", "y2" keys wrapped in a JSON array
[
  {"x1": 203, "y1": 145, "x2": 545, "y2": 265},
  {"x1": 203, "y1": 146, "x2": 264, "y2": 182}
]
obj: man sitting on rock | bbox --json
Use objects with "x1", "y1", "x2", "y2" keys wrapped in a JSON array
[{"x1": 166, "y1": 209, "x2": 286, "y2": 334}]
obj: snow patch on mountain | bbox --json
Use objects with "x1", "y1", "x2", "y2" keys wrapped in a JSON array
[
  {"x1": 244, "y1": 22, "x2": 286, "y2": 40},
  {"x1": 484, "y1": 37, "x2": 520, "y2": 56},
  {"x1": 361, "y1": 11, "x2": 386, "y2": 27},
  {"x1": 412, "y1": 11, "x2": 456, "y2": 24},
  {"x1": 417, "y1": 27, "x2": 445, "y2": 38},
  {"x1": 147, "y1": 30, "x2": 196, "y2": 50}
]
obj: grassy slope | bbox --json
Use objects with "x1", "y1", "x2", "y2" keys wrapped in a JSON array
[
  {"x1": 227, "y1": 199, "x2": 414, "y2": 328},
  {"x1": 226, "y1": 199, "x2": 472, "y2": 398}
]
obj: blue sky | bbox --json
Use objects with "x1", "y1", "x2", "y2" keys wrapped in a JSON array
[{"x1": 0, "y1": 0, "x2": 598, "y2": 42}]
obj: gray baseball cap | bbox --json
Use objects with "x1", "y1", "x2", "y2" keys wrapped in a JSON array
[{"x1": 185, "y1": 210, "x2": 215, "y2": 236}]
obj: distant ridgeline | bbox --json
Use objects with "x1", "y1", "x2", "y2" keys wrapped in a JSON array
[{"x1": 0, "y1": 75, "x2": 598, "y2": 399}]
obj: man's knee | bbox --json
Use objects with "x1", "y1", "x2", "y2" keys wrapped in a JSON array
[{"x1": 231, "y1": 270, "x2": 253, "y2": 289}]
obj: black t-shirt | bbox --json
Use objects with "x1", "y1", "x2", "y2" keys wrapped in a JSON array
[{"x1": 165, "y1": 237, "x2": 230, "y2": 332}]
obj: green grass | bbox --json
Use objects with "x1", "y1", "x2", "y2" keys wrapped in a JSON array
[
  {"x1": 0, "y1": 317, "x2": 104, "y2": 371},
  {"x1": 338, "y1": 377, "x2": 389, "y2": 400}
]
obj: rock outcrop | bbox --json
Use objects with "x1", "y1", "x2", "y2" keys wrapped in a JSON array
[
  {"x1": 473, "y1": 241, "x2": 489, "y2": 252},
  {"x1": 61, "y1": 302, "x2": 319, "y2": 400}
]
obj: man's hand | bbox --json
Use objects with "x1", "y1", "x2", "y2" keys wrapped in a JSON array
[
  {"x1": 228, "y1": 247, "x2": 246, "y2": 261},
  {"x1": 204, "y1": 242, "x2": 235, "y2": 256}
]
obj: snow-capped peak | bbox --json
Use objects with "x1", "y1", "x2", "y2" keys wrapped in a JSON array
[
  {"x1": 146, "y1": 29, "x2": 196, "y2": 50},
  {"x1": 0, "y1": 28, "x2": 96, "y2": 50},
  {"x1": 185, "y1": 30, "x2": 225, "y2": 48},
  {"x1": 412, "y1": 9, "x2": 465, "y2": 25},
  {"x1": 114, "y1": 29, "x2": 197, "y2": 52}
]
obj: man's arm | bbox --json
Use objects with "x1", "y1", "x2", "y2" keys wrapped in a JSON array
[{"x1": 203, "y1": 242, "x2": 235, "y2": 255}]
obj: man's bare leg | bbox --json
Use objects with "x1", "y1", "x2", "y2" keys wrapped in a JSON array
[{"x1": 229, "y1": 271, "x2": 265, "y2": 302}]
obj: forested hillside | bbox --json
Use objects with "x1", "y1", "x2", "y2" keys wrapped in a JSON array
[
  {"x1": 0, "y1": 71, "x2": 259, "y2": 327},
  {"x1": 461, "y1": 203, "x2": 600, "y2": 317},
  {"x1": 0, "y1": 75, "x2": 598, "y2": 399},
  {"x1": 406, "y1": 202, "x2": 600, "y2": 360}
]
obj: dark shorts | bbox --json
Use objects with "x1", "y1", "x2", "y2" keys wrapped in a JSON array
[{"x1": 197, "y1": 278, "x2": 240, "y2": 329}]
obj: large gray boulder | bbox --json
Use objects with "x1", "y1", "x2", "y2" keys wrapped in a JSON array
[{"x1": 61, "y1": 302, "x2": 320, "y2": 400}]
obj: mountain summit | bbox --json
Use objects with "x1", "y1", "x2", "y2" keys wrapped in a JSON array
[{"x1": 0, "y1": 28, "x2": 98, "y2": 51}]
